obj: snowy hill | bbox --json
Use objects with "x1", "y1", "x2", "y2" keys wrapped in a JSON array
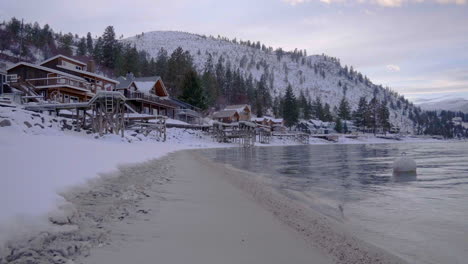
[
  {"x1": 123, "y1": 31, "x2": 415, "y2": 132},
  {"x1": 415, "y1": 97, "x2": 468, "y2": 113}
]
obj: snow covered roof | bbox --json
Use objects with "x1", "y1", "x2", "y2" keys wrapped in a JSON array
[
  {"x1": 115, "y1": 76, "x2": 134, "y2": 89},
  {"x1": 7, "y1": 62, "x2": 86, "y2": 82},
  {"x1": 56, "y1": 65, "x2": 119, "y2": 84},
  {"x1": 213, "y1": 110, "x2": 239, "y2": 118},
  {"x1": 252, "y1": 117, "x2": 266, "y2": 122},
  {"x1": 117, "y1": 75, "x2": 168, "y2": 96},
  {"x1": 40, "y1": 55, "x2": 87, "y2": 67},
  {"x1": 225, "y1": 104, "x2": 251, "y2": 113}
]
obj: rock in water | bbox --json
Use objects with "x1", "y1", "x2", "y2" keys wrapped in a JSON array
[{"x1": 393, "y1": 156, "x2": 417, "y2": 173}]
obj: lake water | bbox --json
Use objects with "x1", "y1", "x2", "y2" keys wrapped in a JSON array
[{"x1": 201, "y1": 142, "x2": 468, "y2": 264}]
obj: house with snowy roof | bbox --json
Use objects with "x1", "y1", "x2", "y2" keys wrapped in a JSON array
[
  {"x1": 116, "y1": 73, "x2": 177, "y2": 117},
  {"x1": 212, "y1": 109, "x2": 240, "y2": 123},
  {"x1": 224, "y1": 104, "x2": 251, "y2": 121},
  {"x1": 6, "y1": 54, "x2": 118, "y2": 103}
]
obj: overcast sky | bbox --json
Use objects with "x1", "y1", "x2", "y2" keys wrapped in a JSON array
[{"x1": 2, "y1": 0, "x2": 467, "y2": 100}]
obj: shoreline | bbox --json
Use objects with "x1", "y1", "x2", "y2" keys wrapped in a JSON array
[
  {"x1": 1, "y1": 148, "x2": 409, "y2": 264},
  {"x1": 190, "y1": 151, "x2": 408, "y2": 264}
]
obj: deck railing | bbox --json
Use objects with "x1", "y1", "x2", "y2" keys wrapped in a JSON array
[
  {"x1": 125, "y1": 91, "x2": 175, "y2": 107},
  {"x1": 26, "y1": 77, "x2": 92, "y2": 91}
]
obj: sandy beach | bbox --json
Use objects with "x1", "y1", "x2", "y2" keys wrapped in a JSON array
[
  {"x1": 81, "y1": 150, "x2": 334, "y2": 264},
  {"x1": 1, "y1": 148, "x2": 411, "y2": 264}
]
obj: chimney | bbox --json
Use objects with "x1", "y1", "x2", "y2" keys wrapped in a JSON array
[
  {"x1": 87, "y1": 60, "x2": 96, "y2": 73},
  {"x1": 126, "y1": 72, "x2": 135, "y2": 80}
]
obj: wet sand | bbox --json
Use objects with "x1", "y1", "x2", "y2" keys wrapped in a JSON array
[
  {"x1": 82, "y1": 150, "x2": 334, "y2": 264},
  {"x1": 1, "y1": 149, "x2": 407, "y2": 264}
]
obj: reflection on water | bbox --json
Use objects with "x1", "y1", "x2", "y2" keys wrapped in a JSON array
[{"x1": 201, "y1": 142, "x2": 468, "y2": 264}]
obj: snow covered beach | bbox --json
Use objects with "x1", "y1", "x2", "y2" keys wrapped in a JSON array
[{"x1": 0, "y1": 107, "x2": 444, "y2": 263}]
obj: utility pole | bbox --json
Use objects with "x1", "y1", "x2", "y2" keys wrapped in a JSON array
[{"x1": 19, "y1": 19, "x2": 24, "y2": 60}]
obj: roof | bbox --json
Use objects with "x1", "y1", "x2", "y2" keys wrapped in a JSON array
[
  {"x1": 56, "y1": 65, "x2": 119, "y2": 84},
  {"x1": 212, "y1": 110, "x2": 239, "y2": 118},
  {"x1": 40, "y1": 55, "x2": 87, "y2": 67},
  {"x1": 7, "y1": 62, "x2": 86, "y2": 82},
  {"x1": 225, "y1": 104, "x2": 251, "y2": 112},
  {"x1": 116, "y1": 76, "x2": 134, "y2": 89},
  {"x1": 116, "y1": 75, "x2": 168, "y2": 96}
]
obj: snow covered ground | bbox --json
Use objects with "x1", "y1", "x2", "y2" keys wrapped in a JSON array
[{"x1": 0, "y1": 106, "x2": 443, "y2": 248}]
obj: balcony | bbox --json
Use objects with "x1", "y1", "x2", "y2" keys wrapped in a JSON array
[
  {"x1": 26, "y1": 77, "x2": 92, "y2": 92},
  {"x1": 124, "y1": 91, "x2": 176, "y2": 108}
]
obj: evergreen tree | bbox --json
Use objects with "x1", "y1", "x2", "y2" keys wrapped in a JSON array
[
  {"x1": 335, "y1": 118, "x2": 343, "y2": 133},
  {"x1": 166, "y1": 47, "x2": 194, "y2": 96},
  {"x1": 58, "y1": 33, "x2": 73, "y2": 56},
  {"x1": 283, "y1": 85, "x2": 299, "y2": 127},
  {"x1": 101, "y1": 26, "x2": 118, "y2": 68},
  {"x1": 86, "y1": 32, "x2": 93, "y2": 54},
  {"x1": 298, "y1": 91, "x2": 311, "y2": 120},
  {"x1": 77, "y1": 37, "x2": 87, "y2": 56},
  {"x1": 368, "y1": 97, "x2": 380, "y2": 135},
  {"x1": 92, "y1": 37, "x2": 104, "y2": 64},
  {"x1": 353, "y1": 97, "x2": 369, "y2": 130},
  {"x1": 338, "y1": 96, "x2": 351, "y2": 120},
  {"x1": 155, "y1": 48, "x2": 168, "y2": 79},
  {"x1": 323, "y1": 103, "x2": 333, "y2": 122},
  {"x1": 179, "y1": 70, "x2": 207, "y2": 110},
  {"x1": 312, "y1": 97, "x2": 324, "y2": 120},
  {"x1": 378, "y1": 101, "x2": 391, "y2": 134}
]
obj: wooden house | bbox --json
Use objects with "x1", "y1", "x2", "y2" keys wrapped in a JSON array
[
  {"x1": 224, "y1": 105, "x2": 251, "y2": 121},
  {"x1": 212, "y1": 110, "x2": 240, "y2": 123},
  {"x1": 39, "y1": 55, "x2": 118, "y2": 92},
  {"x1": 6, "y1": 55, "x2": 118, "y2": 103},
  {"x1": 116, "y1": 74, "x2": 177, "y2": 118}
]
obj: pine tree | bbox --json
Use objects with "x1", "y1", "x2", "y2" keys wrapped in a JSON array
[
  {"x1": 368, "y1": 97, "x2": 380, "y2": 135},
  {"x1": 312, "y1": 97, "x2": 324, "y2": 120},
  {"x1": 298, "y1": 91, "x2": 311, "y2": 120},
  {"x1": 353, "y1": 97, "x2": 368, "y2": 130},
  {"x1": 283, "y1": 85, "x2": 299, "y2": 127},
  {"x1": 101, "y1": 26, "x2": 117, "y2": 68},
  {"x1": 86, "y1": 32, "x2": 93, "y2": 55},
  {"x1": 155, "y1": 48, "x2": 168, "y2": 79},
  {"x1": 92, "y1": 37, "x2": 104, "y2": 64},
  {"x1": 335, "y1": 118, "x2": 343, "y2": 133},
  {"x1": 179, "y1": 70, "x2": 207, "y2": 110},
  {"x1": 58, "y1": 33, "x2": 73, "y2": 56},
  {"x1": 77, "y1": 37, "x2": 87, "y2": 56},
  {"x1": 378, "y1": 100, "x2": 391, "y2": 134},
  {"x1": 338, "y1": 96, "x2": 351, "y2": 120},
  {"x1": 323, "y1": 103, "x2": 333, "y2": 122}
]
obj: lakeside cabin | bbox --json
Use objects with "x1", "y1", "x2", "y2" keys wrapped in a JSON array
[
  {"x1": 212, "y1": 104, "x2": 251, "y2": 123},
  {"x1": 7, "y1": 55, "x2": 118, "y2": 103},
  {"x1": 224, "y1": 104, "x2": 252, "y2": 121},
  {"x1": 212, "y1": 109, "x2": 240, "y2": 123},
  {"x1": 116, "y1": 73, "x2": 177, "y2": 118}
]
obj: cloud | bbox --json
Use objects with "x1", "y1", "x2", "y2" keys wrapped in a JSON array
[
  {"x1": 386, "y1": 64, "x2": 401, "y2": 72},
  {"x1": 282, "y1": 0, "x2": 467, "y2": 7}
]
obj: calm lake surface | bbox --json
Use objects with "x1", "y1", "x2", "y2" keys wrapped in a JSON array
[{"x1": 201, "y1": 142, "x2": 468, "y2": 264}]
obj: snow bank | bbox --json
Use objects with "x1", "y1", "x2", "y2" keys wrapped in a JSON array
[{"x1": 0, "y1": 108, "x2": 228, "y2": 244}]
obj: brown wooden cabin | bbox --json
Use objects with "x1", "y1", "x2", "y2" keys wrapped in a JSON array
[
  {"x1": 40, "y1": 55, "x2": 118, "y2": 93},
  {"x1": 7, "y1": 54, "x2": 118, "y2": 103},
  {"x1": 224, "y1": 104, "x2": 251, "y2": 121},
  {"x1": 212, "y1": 110, "x2": 240, "y2": 123},
  {"x1": 7, "y1": 62, "x2": 92, "y2": 102},
  {"x1": 116, "y1": 74, "x2": 177, "y2": 118}
]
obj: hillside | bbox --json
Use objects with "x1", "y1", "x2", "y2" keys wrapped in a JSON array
[
  {"x1": 124, "y1": 31, "x2": 415, "y2": 132},
  {"x1": 415, "y1": 97, "x2": 468, "y2": 113}
]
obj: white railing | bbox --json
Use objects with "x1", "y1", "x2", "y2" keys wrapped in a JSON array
[{"x1": 26, "y1": 77, "x2": 92, "y2": 91}]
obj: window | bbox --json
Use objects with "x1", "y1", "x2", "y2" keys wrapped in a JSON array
[
  {"x1": 70, "y1": 96, "x2": 79, "y2": 103},
  {"x1": 64, "y1": 95, "x2": 70, "y2": 103}
]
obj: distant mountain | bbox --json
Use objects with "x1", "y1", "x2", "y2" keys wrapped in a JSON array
[
  {"x1": 415, "y1": 97, "x2": 468, "y2": 113},
  {"x1": 124, "y1": 31, "x2": 416, "y2": 131}
]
